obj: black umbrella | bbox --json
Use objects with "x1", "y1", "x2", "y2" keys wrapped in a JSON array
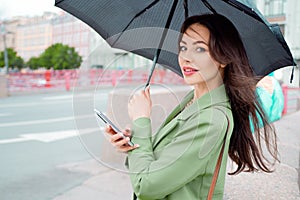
[{"x1": 55, "y1": 0, "x2": 295, "y2": 86}]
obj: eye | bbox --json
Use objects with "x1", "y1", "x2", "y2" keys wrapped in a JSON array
[
  {"x1": 196, "y1": 47, "x2": 206, "y2": 52},
  {"x1": 179, "y1": 46, "x2": 187, "y2": 52}
]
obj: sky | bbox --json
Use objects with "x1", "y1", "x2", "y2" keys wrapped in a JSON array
[{"x1": 0, "y1": 0, "x2": 61, "y2": 20}]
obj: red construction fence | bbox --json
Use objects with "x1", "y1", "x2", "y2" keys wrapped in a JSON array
[
  {"x1": 8, "y1": 69, "x2": 185, "y2": 93},
  {"x1": 6, "y1": 69, "x2": 300, "y2": 114},
  {"x1": 282, "y1": 85, "x2": 300, "y2": 114}
]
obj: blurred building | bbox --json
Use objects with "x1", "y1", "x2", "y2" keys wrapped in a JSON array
[
  {"x1": 16, "y1": 12, "x2": 55, "y2": 62},
  {"x1": 0, "y1": 11, "x2": 149, "y2": 70},
  {"x1": 52, "y1": 13, "x2": 92, "y2": 68},
  {"x1": 0, "y1": 18, "x2": 21, "y2": 51}
]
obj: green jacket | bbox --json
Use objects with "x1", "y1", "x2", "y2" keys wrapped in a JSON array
[{"x1": 127, "y1": 85, "x2": 234, "y2": 200}]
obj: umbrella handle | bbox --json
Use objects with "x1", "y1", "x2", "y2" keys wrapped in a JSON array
[
  {"x1": 145, "y1": 54, "x2": 158, "y2": 88},
  {"x1": 145, "y1": 0, "x2": 179, "y2": 89}
]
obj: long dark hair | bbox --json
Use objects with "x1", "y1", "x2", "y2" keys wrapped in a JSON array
[{"x1": 180, "y1": 14, "x2": 279, "y2": 175}]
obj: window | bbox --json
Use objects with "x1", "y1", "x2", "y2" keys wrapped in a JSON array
[{"x1": 264, "y1": 0, "x2": 286, "y2": 16}]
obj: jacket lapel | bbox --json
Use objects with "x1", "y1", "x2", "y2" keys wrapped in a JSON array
[
  {"x1": 152, "y1": 85, "x2": 230, "y2": 148},
  {"x1": 157, "y1": 90, "x2": 194, "y2": 130},
  {"x1": 152, "y1": 91, "x2": 194, "y2": 147}
]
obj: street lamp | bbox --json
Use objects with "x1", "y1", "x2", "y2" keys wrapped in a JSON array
[
  {"x1": 1, "y1": 23, "x2": 9, "y2": 75},
  {"x1": 0, "y1": 23, "x2": 13, "y2": 97}
]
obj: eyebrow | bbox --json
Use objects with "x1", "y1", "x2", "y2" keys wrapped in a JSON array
[{"x1": 180, "y1": 40, "x2": 208, "y2": 46}]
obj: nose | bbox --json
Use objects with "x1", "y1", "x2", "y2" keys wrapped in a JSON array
[{"x1": 179, "y1": 52, "x2": 192, "y2": 64}]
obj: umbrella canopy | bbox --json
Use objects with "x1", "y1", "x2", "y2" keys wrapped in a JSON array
[{"x1": 55, "y1": 0, "x2": 295, "y2": 81}]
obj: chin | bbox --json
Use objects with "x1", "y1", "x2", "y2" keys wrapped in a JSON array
[{"x1": 184, "y1": 76, "x2": 205, "y2": 85}]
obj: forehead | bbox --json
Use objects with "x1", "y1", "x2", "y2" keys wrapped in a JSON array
[{"x1": 181, "y1": 23, "x2": 210, "y2": 43}]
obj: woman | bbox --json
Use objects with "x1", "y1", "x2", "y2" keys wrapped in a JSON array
[{"x1": 106, "y1": 14, "x2": 278, "y2": 200}]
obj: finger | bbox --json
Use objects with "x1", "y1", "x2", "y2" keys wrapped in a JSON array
[
  {"x1": 113, "y1": 136, "x2": 131, "y2": 148},
  {"x1": 123, "y1": 127, "x2": 131, "y2": 137},
  {"x1": 145, "y1": 85, "x2": 150, "y2": 99},
  {"x1": 145, "y1": 85, "x2": 150, "y2": 93},
  {"x1": 105, "y1": 125, "x2": 116, "y2": 135},
  {"x1": 110, "y1": 132, "x2": 125, "y2": 143},
  {"x1": 125, "y1": 124, "x2": 131, "y2": 131},
  {"x1": 118, "y1": 144, "x2": 140, "y2": 153},
  {"x1": 140, "y1": 89, "x2": 146, "y2": 98}
]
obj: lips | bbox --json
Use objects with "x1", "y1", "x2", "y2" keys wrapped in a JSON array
[{"x1": 182, "y1": 66, "x2": 199, "y2": 76}]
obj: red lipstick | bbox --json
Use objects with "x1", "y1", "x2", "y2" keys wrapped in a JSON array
[{"x1": 182, "y1": 66, "x2": 199, "y2": 76}]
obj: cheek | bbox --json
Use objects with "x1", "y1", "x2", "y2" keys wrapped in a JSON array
[
  {"x1": 196, "y1": 56, "x2": 219, "y2": 76},
  {"x1": 196, "y1": 60, "x2": 224, "y2": 84}
]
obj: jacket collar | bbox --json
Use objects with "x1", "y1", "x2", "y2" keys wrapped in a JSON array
[
  {"x1": 158, "y1": 84, "x2": 230, "y2": 130},
  {"x1": 153, "y1": 85, "x2": 230, "y2": 148},
  {"x1": 177, "y1": 84, "x2": 230, "y2": 120}
]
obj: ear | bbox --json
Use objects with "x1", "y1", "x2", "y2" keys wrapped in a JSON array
[{"x1": 220, "y1": 63, "x2": 226, "y2": 68}]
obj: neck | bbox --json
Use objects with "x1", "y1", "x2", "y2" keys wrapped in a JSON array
[{"x1": 193, "y1": 81, "x2": 222, "y2": 100}]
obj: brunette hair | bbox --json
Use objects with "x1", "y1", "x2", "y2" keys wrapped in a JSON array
[{"x1": 180, "y1": 14, "x2": 279, "y2": 175}]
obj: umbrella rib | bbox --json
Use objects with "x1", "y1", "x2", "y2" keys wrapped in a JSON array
[
  {"x1": 54, "y1": 0, "x2": 64, "y2": 5},
  {"x1": 222, "y1": 0, "x2": 265, "y2": 23},
  {"x1": 111, "y1": 0, "x2": 161, "y2": 47},
  {"x1": 202, "y1": 0, "x2": 217, "y2": 14},
  {"x1": 184, "y1": 0, "x2": 188, "y2": 18}
]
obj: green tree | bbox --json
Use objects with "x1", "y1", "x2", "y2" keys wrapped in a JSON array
[
  {"x1": 0, "y1": 48, "x2": 24, "y2": 71},
  {"x1": 40, "y1": 43, "x2": 82, "y2": 70},
  {"x1": 26, "y1": 57, "x2": 41, "y2": 70}
]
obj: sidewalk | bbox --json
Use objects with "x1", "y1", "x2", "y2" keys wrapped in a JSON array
[{"x1": 53, "y1": 111, "x2": 300, "y2": 200}]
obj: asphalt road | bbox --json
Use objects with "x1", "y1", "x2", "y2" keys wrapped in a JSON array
[
  {"x1": 0, "y1": 87, "x2": 299, "y2": 200},
  {"x1": 0, "y1": 89, "x2": 111, "y2": 200}
]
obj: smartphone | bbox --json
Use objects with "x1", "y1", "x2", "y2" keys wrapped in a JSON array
[{"x1": 94, "y1": 109, "x2": 134, "y2": 147}]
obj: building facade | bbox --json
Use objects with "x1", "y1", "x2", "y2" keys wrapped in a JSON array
[
  {"x1": 52, "y1": 13, "x2": 92, "y2": 68},
  {"x1": 16, "y1": 13, "x2": 55, "y2": 61},
  {"x1": 0, "y1": 12, "x2": 149, "y2": 70},
  {"x1": 0, "y1": 18, "x2": 21, "y2": 52}
]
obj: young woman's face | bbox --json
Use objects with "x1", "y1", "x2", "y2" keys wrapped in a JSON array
[{"x1": 178, "y1": 23, "x2": 224, "y2": 87}]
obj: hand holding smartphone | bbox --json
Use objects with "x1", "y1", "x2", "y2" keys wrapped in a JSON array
[{"x1": 94, "y1": 109, "x2": 134, "y2": 147}]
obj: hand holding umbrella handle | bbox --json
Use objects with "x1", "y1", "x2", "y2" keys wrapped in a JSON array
[{"x1": 128, "y1": 86, "x2": 152, "y2": 121}]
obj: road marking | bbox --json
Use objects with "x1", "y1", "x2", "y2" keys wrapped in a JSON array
[
  {"x1": 0, "y1": 97, "x2": 102, "y2": 108},
  {"x1": 0, "y1": 137, "x2": 32, "y2": 144},
  {"x1": 0, "y1": 114, "x2": 93, "y2": 127},
  {"x1": 42, "y1": 93, "x2": 97, "y2": 100},
  {"x1": 0, "y1": 113, "x2": 13, "y2": 117},
  {"x1": 42, "y1": 95, "x2": 73, "y2": 100},
  {"x1": 0, "y1": 100, "x2": 72, "y2": 108},
  {"x1": 0, "y1": 128, "x2": 103, "y2": 144}
]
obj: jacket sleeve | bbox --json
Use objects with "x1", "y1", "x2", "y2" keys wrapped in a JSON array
[{"x1": 127, "y1": 109, "x2": 228, "y2": 199}]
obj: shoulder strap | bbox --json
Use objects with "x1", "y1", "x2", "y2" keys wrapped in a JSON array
[
  {"x1": 207, "y1": 108, "x2": 230, "y2": 200},
  {"x1": 133, "y1": 193, "x2": 137, "y2": 200}
]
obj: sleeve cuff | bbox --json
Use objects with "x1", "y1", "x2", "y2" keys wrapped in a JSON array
[{"x1": 130, "y1": 117, "x2": 153, "y2": 154}]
